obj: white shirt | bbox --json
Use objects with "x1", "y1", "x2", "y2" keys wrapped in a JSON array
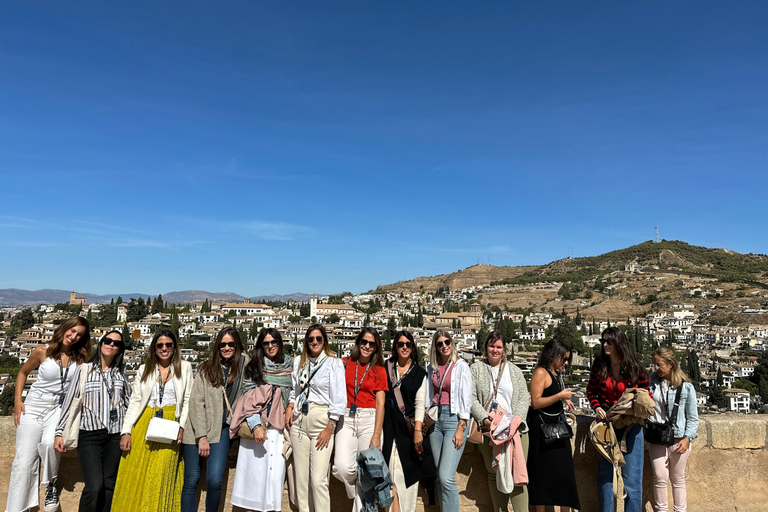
[
  {"x1": 289, "y1": 356, "x2": 346, "y2": 420},
  {"x1": 489, "y1": 364, "x2": 514, "y2": 414},
  {"x1": 650, "y1": 379, "x2": 671, "y2": 424},
  {"x1": 148, "y1": 379, "x2": 177, "y2": 408}
]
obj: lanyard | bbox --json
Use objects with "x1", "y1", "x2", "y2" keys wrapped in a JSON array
[
  {"x1": 157, "y1": 367, "x2": 171, "y2": 408},
  {"x1": 352, "y1": 361, "x2": 371, "y2": 404},
  {"x1": 97, "y1": 365, "x2": 115, "y2": 404},
  {"x1": 300, "y1": 357, "x2": 327, "y2": 401},
  {"x1": 57, "y1": 355, "x2": 72, "y2": 404},
  {"x1": 392, "y1": 361, "x2": 413, "y2": 389}
]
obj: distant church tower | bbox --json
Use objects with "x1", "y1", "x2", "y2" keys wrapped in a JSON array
[{"x1": 310, "y1": 295, "x2": 318, "y2": 319}]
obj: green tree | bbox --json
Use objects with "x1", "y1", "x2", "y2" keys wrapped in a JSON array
[
  {"x1": 716, "y1": 367, "x2": 724, "y2": 387},
  {"x1": 116, "y1": 296, "x2": 123, "y2": 305},
  {"x1": 327, "y1": 313, "x2": 341, "y2": 324},
  {"x1": 732, "y1": 379, "x2": 758, "y2": 396},
  {"x1": 475, "y1": 324, "x2": 490, "y2": 352},
  {"x1": 152, "y1": 294, "x2": 164, "y2": 314},
  {"x1": 709, "y1": 385, "x2": 727, "y2": 409},
  {"x1": 383, "y1": 329, "x2": 392, "y2": 352},
  {"x1": 0, "y1": 384, "x2": 15, "y2": 416},
  {"x1": 552, "y1": 316, "x2": 587, "y2": 355},
  {"x1": 10, "y1": 308, "x2": 35, "y2": 336},
  {"x1": 0, "y1": 355, "x2": 22, "y2": 378},
  {"x1": 759, "y1": 376, "x2": 768, "y2": 403}
]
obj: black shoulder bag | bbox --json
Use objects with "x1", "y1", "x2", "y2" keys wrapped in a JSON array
[
  {"x1": 645, "y1": 385, "x2": 683, "y2": 446},
  {"x1": 538, "y1": 370, "x2": 573, "y2": 445}
]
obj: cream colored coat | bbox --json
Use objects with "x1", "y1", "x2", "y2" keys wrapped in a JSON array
[{"x1": 120, "y1": 360, "x2": 193, "y2": 435}]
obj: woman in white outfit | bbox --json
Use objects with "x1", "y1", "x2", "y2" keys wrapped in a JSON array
[
  {"x1": 230, "y1": 327, "x2": 293, "y2": 512},
  {"x1": 7, "y1": 316, "x2": 91, "y2": 512},
  {"x1": 284, "y1": 324, "x2": 346, "y2": 512}
]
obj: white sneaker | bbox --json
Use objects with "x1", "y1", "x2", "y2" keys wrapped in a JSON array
[{"x1": 43, "y1": 482, "x2": 59, "y2": 512}]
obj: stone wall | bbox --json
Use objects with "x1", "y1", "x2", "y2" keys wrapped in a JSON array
[{"x1": 1, "y1": 414, "x2": 766, "y2": 511}]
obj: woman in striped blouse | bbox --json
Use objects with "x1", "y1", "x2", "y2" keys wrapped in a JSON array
[{"x1": 54, "y1": 330, "x2": 131, "y2": 512}]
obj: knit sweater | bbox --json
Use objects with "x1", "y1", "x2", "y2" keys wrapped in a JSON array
[{"x1": 470, "y1": 360, "x2": 530, "y2": 433}]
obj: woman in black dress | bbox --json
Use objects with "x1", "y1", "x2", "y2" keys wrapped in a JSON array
[
  {"x1": 382, "y1": 331, "x2": 435, "y2": 512},
  {"x1": 527, "y1": 338, "x2": 581, "y2": 511}
]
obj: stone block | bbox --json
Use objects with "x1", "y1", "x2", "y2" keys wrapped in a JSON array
[{"x1": 707, "y1": 416, "x2": 768, "y2": 449}]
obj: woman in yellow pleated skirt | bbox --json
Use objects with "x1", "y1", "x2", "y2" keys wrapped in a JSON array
[{"x1": 111, "y1": 405, "x2": 184, "y2": 511}]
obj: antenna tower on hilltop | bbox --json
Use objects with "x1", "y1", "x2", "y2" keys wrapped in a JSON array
[{"x1": 655, "y1": 226, "x2": 661, "y2": 243}]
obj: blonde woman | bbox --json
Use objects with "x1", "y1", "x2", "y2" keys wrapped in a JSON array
[
  {"x1": 425, "y1": 329, "x2": 472, "y2": 511},
  {"x1": 647, "y1": 347, "x2": 699, "y2": 512},
  {"x1": 284, "y1": 324, "x2": 346, "y2": 512},
  {"x1": 7, "y1": 316, "x2": 91, "y2": 512},
  {"x1": 112, "y1": 330, "x2": 193, "y2": 512}
]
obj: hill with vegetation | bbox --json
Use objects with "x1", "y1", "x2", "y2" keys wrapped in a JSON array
[
  {"x1": 374, "y1": 264, "x2": 540, "y2": 294},
  {"x1": 490, "y1": 240, "x2": 768, "y2": 287}
]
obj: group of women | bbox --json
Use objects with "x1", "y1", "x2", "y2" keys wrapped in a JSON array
[{"x1": 7, "y1": 317, "x2": 698, "y2": 512}]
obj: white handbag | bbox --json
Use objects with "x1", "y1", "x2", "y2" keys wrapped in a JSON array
[{"x1": 145, "y1": 416, "x2": 181, "y2": 444}]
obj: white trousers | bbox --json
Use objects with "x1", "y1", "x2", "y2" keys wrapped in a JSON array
[
  {"x1": 386, "y1": 443, "x2": 419, "y2": 512},
  {"x1": 290, "y1": 404, "x2": 334, "y2": 512},
  {"x1": 6, "y1": 390, "x2": 62, "y2": 512},
  {"x1": 332, "y1": 408, "x2": 382, "y2": 512}
]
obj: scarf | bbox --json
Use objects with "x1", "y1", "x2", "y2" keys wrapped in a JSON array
[
  {"x1": 264, "y1": 356, "x2": 293, "y2": 408},
  {"x1": 294, "y1": 352, "x2": 327, "y2": 413}
]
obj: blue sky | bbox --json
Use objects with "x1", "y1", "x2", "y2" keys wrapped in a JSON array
[{"x1": 1, "y1": 1, "x2": 766, "y2": 296}]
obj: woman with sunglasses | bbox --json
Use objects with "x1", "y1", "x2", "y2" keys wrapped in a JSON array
[
  {"x1": 7, "y1": 316, "x2": 91, "y2": 512},
  {"x1": 230, "y1": 328, "x2": 294, "y2": 512},
  {"x1": 181, "y1": 327, "x2": 246, "y2": 512},
  {"x1": 332, "y1": 327, "x2": 389, "y2": 512},
  {"x1": 112, "y1": 329, "x2": 193, "y2": 512},
  {"x1": 53, "y1": 330, "x2": 130, "y2": 512},
  {"x1": 647, "y1": 347, "x2": 698, "y2": 512},
  {"x1": 284, "y1": 324, "x2": 346, "y2": 512},
  {"x1": 383, "y1": 330, "x2": 434, "y2": 512},
  {"x1": 470, "y1": 330, "x2": 531, "y2": 512},
  {"x1": 587, "y1": 327, "x2": 649, "y2": 512},
  {"x1": 425, "y1": 329, "x2": 473, "y2": 512}
]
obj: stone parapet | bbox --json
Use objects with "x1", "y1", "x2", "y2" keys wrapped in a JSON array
[{"x1": 0, "y1": 414, "x2": 766, "y2": 511}]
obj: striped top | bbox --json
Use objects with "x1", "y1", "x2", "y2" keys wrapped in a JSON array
[
  {"x1": 56, "y1": 363, "x2": 131, "y2": 435},
  {"x1": 586, "y1": 365, "x2": 649, "y2": 411}
]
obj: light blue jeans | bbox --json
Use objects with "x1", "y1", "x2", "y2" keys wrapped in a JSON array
[
  {"x1": 429, "y1": 405, "x2": 468, "y2": 511},
  {"x1": 597, "y1": 423, "x2": 644, "y2": 512}
]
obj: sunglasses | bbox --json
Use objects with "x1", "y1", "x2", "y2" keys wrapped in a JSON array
[
  {"x1": 600, "y1": 338, "x2": 613, "y2": 345},
  {"x1": 307, "y1": 336, "x2": 324, "y2": 344},
  {"x1": 102, "y1": 337, "x2": 122, "y2": 347},
  {"x1": 396, "y1": 341, "x2": 413, "y2": 349},
  {"x1": 358, "y1": 340, "x2": 377, "y2": 348},
  {"x1": 156, "y1": 342, "x2": 174, "y2": 349},
  {"x1": 220, "y1": 341, "x2": 237, "y2": 348},
  {"x1": 262, "y1": 340, "x2": 279, "y2": 347},
  {"x1": 436, "y1": 340, "x2": 451, "y2": 349}
]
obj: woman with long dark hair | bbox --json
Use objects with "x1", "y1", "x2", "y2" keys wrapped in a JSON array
[
  {"x1": 284, "y1": 324, "x2": 346, "y2": 512},
  {"x1": 647, "y1": 347, "x2": 698, "y2": 512},
  {"x1": 587, "y1": 327, "x2": 649, "y2": 512},
  {"x1": 332, "y1": 327, "x2": 389, "y2": 512},
  {"x1": 181, "y1": 326, "x2": 246, "y2": 512},
  {"x1": 527, "y1": 338, "x2": 580, "y2": 512},
  {"x1": 7, "y1": 316, "x2": 91, "y2": 512},
  {"x1": 230, "y1": 327, "x2": 294, "y2": 512},
  {"x1": 470, "y1": 330, "x2": 530, "y2": 512},
  {"x1": 382, "y1": 330, "x2": 434, "y2": 512},
  {"x1": 112, "y1": 329, "x2": 193, "y2": 512},
  {"x1": 53, "y1": 329, "x2": 131, "y2": 512}
]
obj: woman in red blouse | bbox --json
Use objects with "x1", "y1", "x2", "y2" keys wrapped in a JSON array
[
  {"x1": 331, "y1": 327, "x2": 389, "y2": 512},
  {"x1": 586, "y1": 327, "x2": 649, "y2": 512}
]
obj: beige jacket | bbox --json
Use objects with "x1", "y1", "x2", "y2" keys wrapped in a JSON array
[{"x1": 120, "y1": 360, "x2": 193, "y2": 435}]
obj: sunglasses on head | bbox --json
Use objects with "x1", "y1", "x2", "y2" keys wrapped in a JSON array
[
  {"x1": 436, "y1": 340, "x2": 451, "y2": 349},
  {"x1": 307, "y1": 336, "x2": 324, "y2": 344},
  {"x1": 262, "y1": 340, "x2": 279, "y2": 347},
  {"x1": 358, "y1": 340, "x2": 377, "y2": 348},
  {"x1": 397, "y1": 341, "x2": 413, "y2": 349},
  {"x1": 220, "y1": 341, "x2": 237, "y2": 348},
  {"x1": 156, "y1": 342, "x2": 174, "y2": 349}
]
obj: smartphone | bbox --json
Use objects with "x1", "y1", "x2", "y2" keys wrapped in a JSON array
[{"x1": 571, "y1": 387, "x2": 581, "y2": 392}]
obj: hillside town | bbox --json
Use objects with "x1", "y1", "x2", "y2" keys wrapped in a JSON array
[{"x1": 2, "y1": 271, "x2": 768, "y2": 417}]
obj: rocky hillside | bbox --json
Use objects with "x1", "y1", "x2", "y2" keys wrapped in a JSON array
[{"x1": 373, "y1": 264, "x2": 540, "y2": 294}]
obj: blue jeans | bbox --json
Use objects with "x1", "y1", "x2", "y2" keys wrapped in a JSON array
[
  {"x1": 429, "y1": 405, "x2": 468, "y2": 512},
  {"x1": 597, "y1": 423, "x2": 643, "y2": 512},
  {"x1": 181, "y1": 427, "x2": 231, "y2": 512}
]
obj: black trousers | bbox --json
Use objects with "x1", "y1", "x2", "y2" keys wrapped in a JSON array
[{"x1": 77, "y1": 429, "x2": 122, "y2": 512}]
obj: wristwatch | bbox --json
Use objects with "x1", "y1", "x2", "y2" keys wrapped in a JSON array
[{"x1": 458, "y1": 419, "x2": 467, "y2": 429}]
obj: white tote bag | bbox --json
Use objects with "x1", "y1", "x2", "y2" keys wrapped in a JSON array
[{"x1": 145, "y1": 416, "x2": 181, "y2": 444}]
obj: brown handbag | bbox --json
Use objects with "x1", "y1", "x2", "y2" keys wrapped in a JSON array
[
  {"x1": 467, "y1": 361, "x2": 506, "y2": 444},
  {"x1": 388, "y1": 361, "x2": 434, "y2": 435}
]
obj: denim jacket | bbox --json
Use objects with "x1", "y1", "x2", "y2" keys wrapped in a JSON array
[
  {"x1": 649, "y1": 376, "x2": 699, "y2": 440},
  {"x1": 357, "y1": 447, "x2": 394, "y2": 512}
]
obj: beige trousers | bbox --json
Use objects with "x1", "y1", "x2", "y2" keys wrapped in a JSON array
[{"x1": 290, "y1": 404, "x2": 334, "y2": 512}]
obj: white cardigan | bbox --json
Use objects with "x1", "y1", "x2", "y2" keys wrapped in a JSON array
[
  {"x1": 425, "y1": 358, "x2": 473, "y2": 420},
  {"x1": 121, "y1": 360, "x2": 193, "y2": 435}
]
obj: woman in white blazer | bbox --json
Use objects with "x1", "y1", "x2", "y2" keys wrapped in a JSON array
[
  {"x1": 425, "y1": 329, "x2": 473, "y2": 512},
  {"x1": 112, "y1": 329, "x2": 193, "y2": 512}
]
